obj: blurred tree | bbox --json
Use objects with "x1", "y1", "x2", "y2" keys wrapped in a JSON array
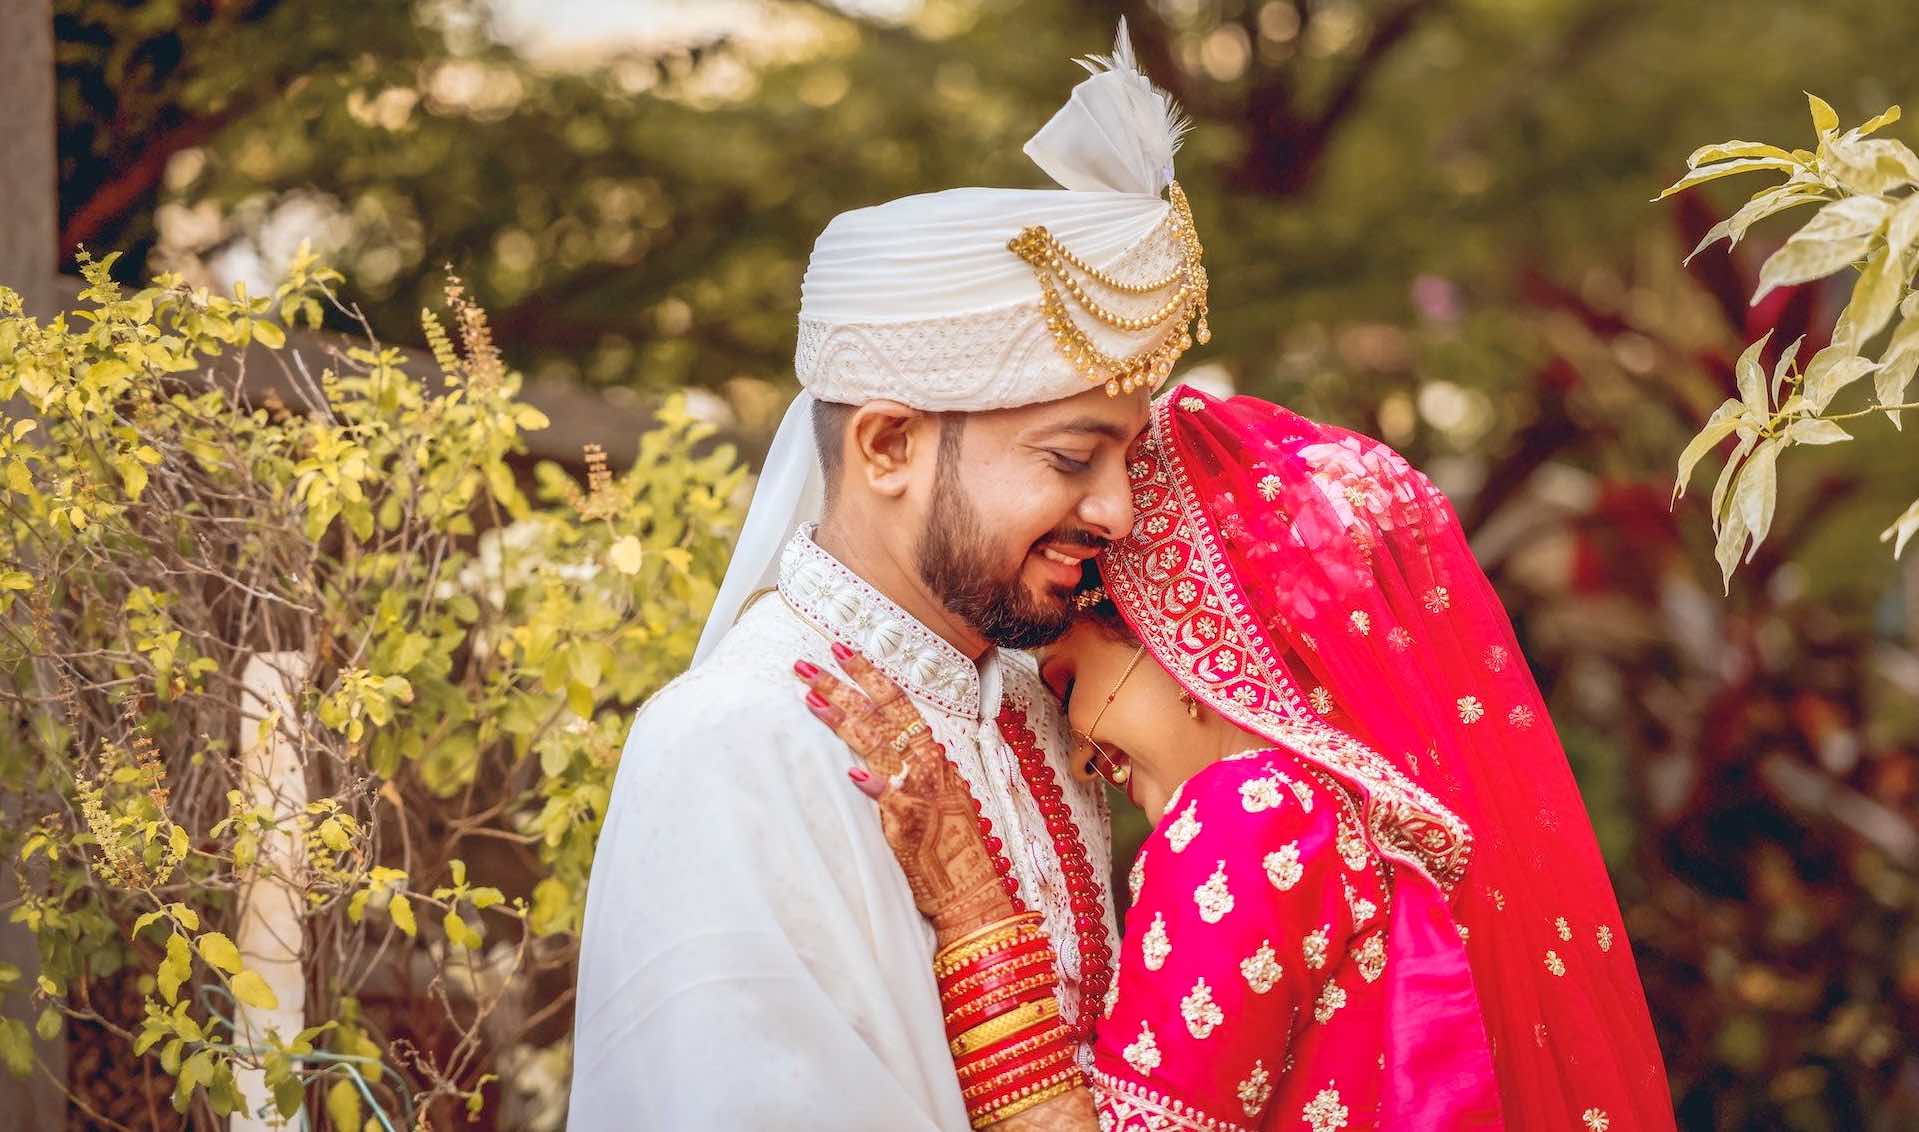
[{"x1": 46, "y1": 1, "x2": 1919, "y2": 1128}]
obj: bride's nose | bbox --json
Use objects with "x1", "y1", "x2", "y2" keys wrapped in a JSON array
[{"x1": 1065, "y1": 735, "x2": 1102, "y2": 785}]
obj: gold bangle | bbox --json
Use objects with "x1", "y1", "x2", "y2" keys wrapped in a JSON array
[
  {"x1": 936, "y1": 927, "x2": 1049, "y2": 980},
  {"x1": 955, "y1": 1024, "x2": 1070, "y2": 1081},
  {"x1": 949, "y1": 998, "x2": 1058, "y2": 1057},
  {"x1": 936, "y1": 912, "x2": 1043, "y2": 966},
  {"x1": 960, "y1": 1047, "x2": 1076, "y2": 1101},
  {"x1": 942, "y1": 949, "x2": 1055, "y2": 1000},
  {"x1": 943, "y1": 973, "x2": 1058, "y2": 1026},
  {"x1": 971, "y1": 1073, "x2": 1084, "y2": 1127}
]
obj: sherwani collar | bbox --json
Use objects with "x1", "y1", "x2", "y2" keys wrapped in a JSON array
[{"x1": 777, "y1": 526, "x2": 987, "y2": 719}]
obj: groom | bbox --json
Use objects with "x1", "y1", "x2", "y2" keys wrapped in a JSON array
[{"x1": 568, "y1": 25, "x2": 1207, "y2": 1129}]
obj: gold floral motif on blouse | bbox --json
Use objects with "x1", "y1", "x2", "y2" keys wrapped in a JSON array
[
  {"x1": 1180, "y1": 977, "x2": 1224, "y2": 1039},
  {"x1": 1287, "y1": 775, "x2": 1316, "y2": 811},
  {"x1": 1303, "y1": 924, "x2": 1330, "y2": 970},
  {"x1": 1581, "y1": 1108, "x2": 1610, "y2": 1131},
  {"x1": 1356, "y1": 932, "x2": 1387, "y2": 983},
  {"x1": 1597, "y1": 924, "x2": 1614, "y2": 952},
  {"x1": 1129, "y1": 846, "x2": 1148, "y2": 903},
  {"x1": 1263, "y1": 842, "x2": 1304, "y2": 891},
  {"x1": 1142, "y1": 911, "x2": 1171, "y2": 971},
  {"x1": 1545, "y1": 949, "x2": 1567, "y2": 977},
  {"x1": 1195, "y1": 861, "x2": 1235, "y2": 924},
  {"x1": 1312, "y1": 981, "x2": 1348, "y2": 1024},
  {"x1": 1236, "y1": 1060, "x2": 1273, "y2": 1119},
  {"x1": 1123, "y1": 1020, "x2": 1162, "y2": 1076},
  {"x1": 1342, "y1": 875, "x2": 1378, "y2": 928},
  {"x1": 1335, "y1": 814, "x2": 1370, "y2": 872},
  {"x1": 1240, "y1": 939, "x2": 1282, "y2": 994},
  {"x1": 1239, "y1": 772, "x2": 1285, "y2": 813},
  {"x1": 1303, "y1": 1084, "x2": 1350, "y2": 1132},
  {"x1": 1555, "y1": 916, "x2": 1573, "y2": 942},
  {"x1": 1167, "y1": 799, "x2": 1203, "y2": 852}
]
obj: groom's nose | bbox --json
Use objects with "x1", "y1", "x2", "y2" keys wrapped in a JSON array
[{"x1": 1077, "y1": 457, "x2": 1136, "y2": 541}]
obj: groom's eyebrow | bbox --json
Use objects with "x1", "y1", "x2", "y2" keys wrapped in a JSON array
[{"x1": 1033, "y1": 417, "x2": 1133, "y2": 444}]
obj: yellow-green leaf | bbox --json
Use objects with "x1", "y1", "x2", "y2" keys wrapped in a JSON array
[
  {"x1": 608, "y1": 535, "x2": 645, "y2": 575},
  {"x1": 1685, "y1": 140, "x2": 1797, "y2": 168},
  {"x1": 196, "y1": 931, "x2": 242, "y2": 974},
  {"x1": 230, "y1": 969, "x2": 280, "y2": 1011},
  {"x1": 389, "y1": 893, "x2": 417, "y2": 937},
  {"x1": 327, "y1": 1077, "x2": 363, "y2": 1132},
  {"x1": 1807, "y1": 92, "x2": 1840, "y2": 135},
  {"x1": 1655, "y1": 156, "x2": 1799, "y2": 200},
  {"x1": 251, "y1": 320, "x2": 286, "y2": 349}
]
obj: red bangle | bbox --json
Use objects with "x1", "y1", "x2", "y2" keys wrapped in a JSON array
[
  {"x1": 968, "y1": 1061, "x2": 1084, "y2": 1118},
  {"x1": 938, "y1": 945, "x2": 1054, "y2": 999},
  {"x1": 954, "y1": 1019, "x2": 1066, "y2": 1073},
  {"x1": 946, "y1": 979, "x2": 1056, "y2": 1039},
  {"x1": 955, "y1": 1024, "x2": 1073, "y2": 1081},
  {"x1": 944, "y1": 968, "x2": 1058, "y2": 1027},
  {"x1": 939, "y1": 938, "x2": 1053, "y2": 993},
  {"x1": 960, "y1": 1045, "x2": 1076, "y2": 1101}
]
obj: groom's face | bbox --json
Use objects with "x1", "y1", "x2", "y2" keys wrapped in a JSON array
[{"x1": 915, "y1": 385, "x2": 1149, "y2": 650}]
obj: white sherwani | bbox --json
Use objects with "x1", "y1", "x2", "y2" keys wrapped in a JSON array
[{"x1": 568, "y1": 530, "x2": 1115, "y2": 1130}]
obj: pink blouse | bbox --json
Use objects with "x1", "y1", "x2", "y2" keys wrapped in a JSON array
[{"x1": 1090, "y1": 747, "x2": 1398, "y2": 1131}]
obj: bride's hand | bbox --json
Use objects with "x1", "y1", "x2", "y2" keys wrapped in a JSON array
[{"x1": 795, "y1": 643, "x2": 1015, "y2": 937}]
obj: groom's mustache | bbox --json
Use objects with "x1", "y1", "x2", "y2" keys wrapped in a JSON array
[{"x1": 1039, "y1": 527, "x2": 1108, "y2": 552}]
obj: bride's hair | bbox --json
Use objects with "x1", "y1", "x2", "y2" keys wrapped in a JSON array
[{"x1": 1073, "y1": 559, "x2": 1136, "y2": 642}]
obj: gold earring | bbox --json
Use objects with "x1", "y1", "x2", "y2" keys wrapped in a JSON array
[{"x1": 1179, "y1": 690, "x2": 1200, "y2": 720}]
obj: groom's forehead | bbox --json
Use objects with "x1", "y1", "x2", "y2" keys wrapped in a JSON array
[{"x1": 986, "y1": 388, "x2": 1151, "y2": 441}]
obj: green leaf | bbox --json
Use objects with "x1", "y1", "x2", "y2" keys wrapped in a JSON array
[
  {"x1": 1685, "y1": 187, "x2": 1826, "y2": 264},
  {"x1": 318, "y1": 817, "x2": 351, "y2": 853},
  {"x1": 1881, "y1": 497, "x2": 1919, "y2": 558},
  {"x1": 1685, "y1": 140, "x2": 1798, "y2": 168},
  {"x1": 1787, "y1": 418, "x2": 1851, "y2": 445},
  {"x1": 327, "y1": 1077, "x2": 363, "y2": 1131},
  {"x1": 1772, "y1": 334, "x2": 1807, "y2": 402},
  {"x1": 196, "y1": 931, "x2": 243, "y2": 974},
  {"x1": 1877, "y1": 308, "x2": 1919, "y2": 427},
  {"x1": 444, "y1": 910, "x2": 478, "y2": 950},
  {"x1": 273, "y1": 1074, "x2": 306, "y2": 1120},
  {"x1": 468, "y1": 886, "x2": 505, "y2": 910},
  {"x1": 1712, "y1": 432, "x2": 1759, "y2": 522},
  {"x1": 1807, "y1": 92, "x2": 1840, "y2": 136},
  {"x1": 1752, "y1": 196, "x2": 1892, "y2": 304},
  {"x1": 1831, "y1": 241, "x2": 1904, "y2": 351},
  {"x1": 1655, "y1": 156, "x2": 1799, "y2": 200},
  {"x1": 171, "y1": 904, "x2": 200, "y2": 932},
  {"x1": 1674, "y1": 400, "x2": 1743, "y2": 503},
  {"x1": 35, "y1": 1006, "x2": 60, "y2": 1042},
  {"x1": 1854, "y1": 104, "x2": 1902, "y2": 139},
  {"x1": 230, "y1": 969, "x2": 280, "y2": 1011},
  {"x1": 1735, "y1": 331, "x2": 1774, "y2": 414},
  {"x1": 251, "y1": 320, "x2": 287, "y2": 349},
  {"x1": 1734, "y1": 437, "x2": 1782, "y2": 553},
  {"x1": 1802, "y1": 346, "x2": 1882, "y2": 414},
  {"x1": 0, "y1": 1018, "x2": 33, "y2": 1077},
  {"x1": 388, "y1": 893, "x2": 417, "y2": 937},
  {"x1": 1714, "y1": 496, "x2": 1752, "y2": 594},
  {"x1": 608, "y1": 535, "x2": 645, "y2": 575}
]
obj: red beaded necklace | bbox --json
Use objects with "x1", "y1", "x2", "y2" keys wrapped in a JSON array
[{"x1": 963, "y1": 704, "x2": 1113, "y2": 1040}]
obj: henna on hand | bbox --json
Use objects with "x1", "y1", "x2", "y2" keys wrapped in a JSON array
[{"x1": 799, "y1": 648, "x2": 1015, "y2": 934}]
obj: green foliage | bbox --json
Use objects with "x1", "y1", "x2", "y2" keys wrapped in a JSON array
[
  {"x1": 0, "y1": 255, "x2": 743, "y2": 1122},
  {"x1": 1665, "y1": 97, "x2": 1919, "y2": 589}
]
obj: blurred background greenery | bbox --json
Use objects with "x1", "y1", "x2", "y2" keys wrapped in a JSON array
[{"x1": 32, "y1": 0, "x2": 1919, "y2": 1127}]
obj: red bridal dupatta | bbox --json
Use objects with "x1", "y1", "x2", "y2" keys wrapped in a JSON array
[{"x1": 1099, "y1": 386, "x2": 1676, "y2": 1131}]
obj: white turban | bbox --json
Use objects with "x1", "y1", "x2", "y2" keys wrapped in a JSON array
[{"x1": 694, "y1": 20, "x2": 1206, "y2": 662}]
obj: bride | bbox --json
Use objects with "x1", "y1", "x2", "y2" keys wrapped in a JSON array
[{"x1": 797, "y1": 387, "x2": 1677, "y2": 1130}]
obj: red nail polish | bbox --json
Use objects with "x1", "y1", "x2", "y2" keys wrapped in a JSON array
[
  {"x1": 848, "y1": 767, "x2": 871, "y2": 782},
  {"x1": 794, "y1": 660, "x2": 819, "y2": 679},
  {"x1": 831, "y1": 641, "x2": 853, "y2": 661},
  {"x1": 805, "y1": 690, "x2": 829, "y2": 710}
]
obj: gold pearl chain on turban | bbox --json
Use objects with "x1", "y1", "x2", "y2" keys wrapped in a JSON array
[{"x1": 1008, "y1": 181, "x2": 1210, "y2": 398}]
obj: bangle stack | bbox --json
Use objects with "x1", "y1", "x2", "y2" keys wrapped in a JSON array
[{"x1": 936, "y1": 912, "x2": 1085, "y2": 1128}]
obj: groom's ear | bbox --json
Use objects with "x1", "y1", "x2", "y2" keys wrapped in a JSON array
[{"x1": 847, "y1": 401, "x2": 931, "y2": 499}]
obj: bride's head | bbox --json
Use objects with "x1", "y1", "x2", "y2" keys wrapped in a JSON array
[{"x1": 1036, "y1": 565, "x2": 1268, "y2": 823}]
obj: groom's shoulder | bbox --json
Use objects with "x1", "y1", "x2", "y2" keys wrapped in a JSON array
[{"x1": 631, "y1": 597, "x2": 835, "y2": 743}]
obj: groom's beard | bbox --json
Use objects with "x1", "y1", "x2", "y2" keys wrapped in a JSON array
[{"x1": 916, "y1": 475, "x2": 1095, "y2": 651}]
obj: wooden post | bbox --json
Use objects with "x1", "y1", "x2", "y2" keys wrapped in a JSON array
[
  {"x1": 0, "y1": 0, "x2": 57, "y2": 317},
  {"x1": 233, "y1": 652, "x2": 312, "y2": 1129},
  {"x1": 0, "y1": 3, "x2": 68, "y2": 1126}
]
